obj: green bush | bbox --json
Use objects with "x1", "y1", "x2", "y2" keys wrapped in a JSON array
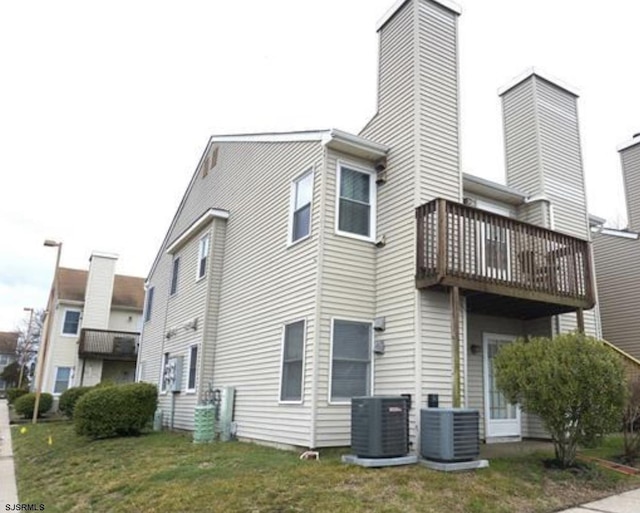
[
  {"x1": 494, "y1": 332, "x2": 626, "y2": 468},
  {"x1": 6, "y1": 387, "x2": 29, "y2": 405},
  {"x1": 59, "y1": 386, "x2": 93, "y2": 418},
  {"x1": 74, "y1": 382, "x2": 158, "y2": 439},
  {"x1": 14, "y1": 392, "x2": 53, "y2": 418}
]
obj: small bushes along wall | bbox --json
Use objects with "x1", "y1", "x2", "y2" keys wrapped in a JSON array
[
  {"x1": 74, "y1": 382, "x2": 158, "y2": 439},
  {"x1": 59, "y1": 387, "x2": 94, "y2": 418},
  {"x1": 6, "y1": 388, "x2": 29, "y2": 405},
  {"x1": 14, "y1": 393, "x2": 53, "y2": 418}
]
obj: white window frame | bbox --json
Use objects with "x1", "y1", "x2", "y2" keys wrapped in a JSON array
[
  {"x1": 335, "y1": 161, "x2": 377, "y2": 243},
  {"x1": 328, "y1": 317, "x2": 374, "y2": 405},
  {"x1": 287, "y1": 168, "x2": 314, "y2": 246},
  {"x1": 60, "y1": 309, "x2": 82, "y2": 337},
  {"x1": 144, "y1": 287, "x2": 154, "y2": 323},
  {"x1": 170, "y1": 257, "x2": 180, "y2": 296},
  {"x1": 278, "y1": 318, "x2": 306, "y2": 405},
  {"x1": 196, "y1": 233, "x2": 210, "y2": 281},
  {"x1": 186, "y1": 344, "x2": 199, "y2": 394},
  {"x1": 53, "y1": 366, "x2": 73, "y2": 395},
  {"x1": 0, "y1": 355, "x2": 8, "y2": 365},
  {"x1": 159, "y1": 352, "x2": 169, "y2": 394}
]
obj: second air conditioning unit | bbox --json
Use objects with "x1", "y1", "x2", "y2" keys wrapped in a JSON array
[{"x1": 420, "y1": 408, "x2": 480, "y2": 462}]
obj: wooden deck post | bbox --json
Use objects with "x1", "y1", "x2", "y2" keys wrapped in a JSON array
[
  {"x1": 451, "y1": 286, "x2": 461, "y2": 408},
  {"x1": 576, "y1": 308, "x2": 585, "y2": 334}
]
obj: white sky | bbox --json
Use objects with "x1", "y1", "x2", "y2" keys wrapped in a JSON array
[{"x1": 1, "y1": 0, "x2": 639, "y2": 331}]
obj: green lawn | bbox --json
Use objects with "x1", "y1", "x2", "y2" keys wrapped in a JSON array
[{"x1": 12, "y1": 423, "x2": 640, "y2": 513}]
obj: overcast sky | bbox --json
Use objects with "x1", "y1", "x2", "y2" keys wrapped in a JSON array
[{"x1": 1, "y1": 0, "x2": 639, "y2": 331}]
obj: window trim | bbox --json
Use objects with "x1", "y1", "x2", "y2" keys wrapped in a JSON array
[
  {"x1": 196, "y1": 233, "x2": 210, "y2": 281},
  {"x1": 170, "y1": 257, "x2": 180, "y2": 296},
  {"x1": 278, "y1": 318, "x2": 307, "y2": 405},
  {"x1": 60, "y1": 309, "x2": 82, "y2": 337},
  {"x1": 53, "y1": 366, "x2": 73, "y2": 395},
  {"x1": 334, "y1": 161, "x2": 377, "y2": 243},
  {"x1": 186, "y1": 344, "x2": 199, "y2": 394},
  {"x1": 144, "y1": 287, "x2": 154, "y2": 323},
  {"x1": 328, "y1": 317, "x2": 374, "y2": 405},
  {"x1": 287, "y1": 168, "x2": 314, "y2": 246}
]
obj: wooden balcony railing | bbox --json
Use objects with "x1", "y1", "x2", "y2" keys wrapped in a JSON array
[
  {"x1": 416, "y1": 198, "x2": 595, "y2": 314},
  {"x1": 78, "y1": 329, "x2": 139, "y2": 361}
]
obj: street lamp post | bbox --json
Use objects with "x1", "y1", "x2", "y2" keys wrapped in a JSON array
[
  {"x1": 32, "y1": 240, "x2": 62, "y2": 424},
  {"x1": 17, "y1": 307, "x2": 34, "y2": 389}
]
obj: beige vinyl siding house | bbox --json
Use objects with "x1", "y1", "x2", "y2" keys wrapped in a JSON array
[
  {"x1": 139, "y1": 0, "x2": 599, "y2": 450},
  {"x1": 36, "y1": 254, "x2": 144, "y2": 402},
  {"x1": 592, "y1": 135, "x2": 640, "y2": 360}
]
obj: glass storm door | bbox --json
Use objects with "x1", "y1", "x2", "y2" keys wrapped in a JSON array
[{"x1": 483, "y1": 333, "x2": 521, "y2": 439}]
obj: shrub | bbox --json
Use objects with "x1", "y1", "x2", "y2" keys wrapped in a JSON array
[
  {"x1": 6, "y1": 387, "x2": 29, "y2": 405},
  {"x1": 14, "y1": 392, "x2": 53, "y2": 418},
  {"x1": 59, "y1": 386, "x2": 93, "y2": 418},
  {"x1": 493, "y1": 332, "x2": 626, "y2": 468},
  {"x1": 623, "y1": 377, "x2": 640, "y2": 464},
  {"x1": 74, "y1": 382, "x2": 158, "y2": 439}
]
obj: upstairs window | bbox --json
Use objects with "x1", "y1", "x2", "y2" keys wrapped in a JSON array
[
  {"x1": 290, "y1": 170, "x2": 313, "y2": 244},
  {"x1": 144, "y1": 287, "x2": 154, "y2": 323},
  {"x1": 197, "y1": 234, "x2": 210, "y2": 280},
  {"x1": 62, "y1": 310, "x2": 81, "y2": 335},
  {"x1": 337, "y1": 164, "x2": 375, "y2": 241},
  {"x1": 170, "y1": 257, "x2": 180, "y2": 296}
]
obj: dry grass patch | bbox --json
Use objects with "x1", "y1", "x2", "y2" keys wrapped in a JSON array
[{"x1": 12, "y1": 423, "x2": 640, "y2": 513}]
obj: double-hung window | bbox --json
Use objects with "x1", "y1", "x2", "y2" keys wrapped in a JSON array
[
  {"x1": 170, "y1": 257, "x2": 180, "y2": 296},
  {"x1": 330, "y1": 319, "x2": 372, "y2": 402},
  {"x1": 280, "y1": 320, "x2": 305, "y2": 402},
  {"x1": 54, "y1": 367, "x2": 72, "y2": 394},
  {"x1": 290, "y1": 170, "x2": 313, "y2": 243},
  {"x1": 62, "y1": 310, "x2": 81, "y2": 336},
  {"x1": 337, "y1": 164, "x2": 375, "y2": 240},
  {"x1": 197, "y1": 235, "x2": 210, "y2": 280},
  {"x1": 144, "y1": 287, "x2": 154, "y2": 323},
  {"x1": 187, "y1": 345, "x2": 198, "y2": 392}
]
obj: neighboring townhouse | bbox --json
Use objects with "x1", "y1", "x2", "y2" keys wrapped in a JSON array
[
  {"x1": 592, "y1": 134, "x2": 640, "y2": 360},
  {"x1": 36, "y1": 252, "x2": 145, "y2": 400},
  {"x1": 0, "y1": 331, "x2": 18, "y2": 393},
  {"x1": 138, "y1": 0, "x2": 599, "y2": 449}
]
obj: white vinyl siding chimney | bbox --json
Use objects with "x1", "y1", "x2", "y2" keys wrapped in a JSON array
[
  {"x1": 620, "y1": 140, "x2": 640, "y2": 232},
  {"x1": 83, "y1": 252, "x2": 118, "y2": 330}
]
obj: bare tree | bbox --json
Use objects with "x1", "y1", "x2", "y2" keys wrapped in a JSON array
[{"x1": 15, "y1": 309, "x2": 45, "y2": 387}]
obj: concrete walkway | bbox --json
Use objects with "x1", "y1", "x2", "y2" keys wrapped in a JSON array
[
  {"x1": 0, "y1": 399, "x2": 18, "y2": 508},
  {"x1": 559, "y1": 488, "x2": 640, "y2": 512}
]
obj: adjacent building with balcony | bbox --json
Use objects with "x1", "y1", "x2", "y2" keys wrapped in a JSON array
[
  {"x1": 38, "y1": 252, "x2": 144, "y2": 399},
  {"x1": 592, "y1": 134, "x2": 640, "y2": 361},
  {"x1": 138, "y1": 0, "x2": 599, "y2": 449}
]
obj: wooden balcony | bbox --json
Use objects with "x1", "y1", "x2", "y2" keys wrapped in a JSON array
[
  {"x1": 416, "y1": 198, "x2": 595, "y2": 320},
  {"x1": 78, "y1": 329, "x2": 139, "y2": 361}
]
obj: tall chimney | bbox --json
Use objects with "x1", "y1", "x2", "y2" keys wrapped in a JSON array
[
  {"x1": 499, "y1": 69, "x2": 589, "y2": 239},
  {"x1": 82, "y1": 251, "x2": 118, "y2": 330},
  {"x1": 618, "y1": 135, "x2": 640, "y2": 232}
]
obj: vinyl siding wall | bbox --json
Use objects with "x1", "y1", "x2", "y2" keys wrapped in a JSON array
[
  {"x1": 141, "y1": 140, "x2": 323, "y2": 447},
  {"x1": 621, "y1": 143, "x2": 640, "y2": 232},
  {"x1": 593, "y1": 232, "x2": 640, "y2": 359},
  {"x1": 83, "y1": 256, "x2": 117, "y2": 330},
  {"x1": 357, "y1": 0, "x2": 461, "y2": 447}
]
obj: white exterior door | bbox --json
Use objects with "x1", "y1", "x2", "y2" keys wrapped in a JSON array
[{"x1": 483, "y1": 333, "x2": 521, "y2": 439}]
